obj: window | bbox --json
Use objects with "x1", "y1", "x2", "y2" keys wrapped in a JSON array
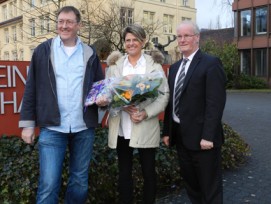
[
  {"x1": 183, "y1": 0, "x2": 188, "y2": 6},
  {"x1": 12, "y1": 51, "x2": 18, "y2": 60},
  {"x1": 19, "y1": 49, "x2": 24, "y2": 60},
  {"x1": 4, "y1": 28, "x2": 9, "y2": 44},
  {"x1": 240, "y1": 10, "x2": 251, "y2": 36},
  {"x1": 160, "y1": 0, "x2": 165, "y2": 2},
  {"x1": 4, "y1": 52, "x2": 10, "y2": 60},
  {"x1": 255, "y1": 7, "x2": 267, "y2": 35},
  {"x1": 30, "y1": 48, "x2": 35, "y2": 56},
  {"x1": 40, "y1": 15, "x2": 50, "y2": 34},
  {"x1": 40, "y1": 0, "x2": 47, "y2": 4},
  {"x1": 120, "y1": 7, "x2": 133, "y2": 27},
  {"x1": 254, "y1": 49, "x2": 267, "y2": 77},
  {"x1": 12, "y1": 26, "x2": 17, "y2": 42},
  {"x1": 163, "y1": 14, "x2": 174, "y2": 34},
  {"x1": 13, "y1": 0, "x2": 17, "y2": 16},
  {"x1": 240, "y1": 50, "x2": 251, "y2": 75},
  {"x1": 127, "y1": 10, "x2": 133, "y2": 25},
  {"x1": 143, "y1": 11, "x2": 155, "y2": 25},
  {"x1": 2, "y1": 5, "x2": 8, "y2": 20},
  {"x1": 9, "y1": 2, "x2": 13, "y2": 18},
  {"x1": 29, "y1": 19, "x2": 36, "y2": 36},
  {"x1": 182, "y1": 17, "x2": 191, "y2": 21},
  {"x1": 19, "y1": 24, "x2": 23, "y2": 40},
  {"x1": 18, "y1": 0, "x2": 22, "y2": 15},
  {"x1": 30, "y1": 0, "x2": 35, "y2": 7}
]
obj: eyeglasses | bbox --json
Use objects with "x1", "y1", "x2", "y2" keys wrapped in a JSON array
[
  {"x1": 57, "y1": 20, "x2": 78, "y2": 26},
  {"x1": 177, "y1": 34, "x2": 197, "y2": 40}
]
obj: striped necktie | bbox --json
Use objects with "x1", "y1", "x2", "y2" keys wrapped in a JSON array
[{"x1": 174, "y1": 58, "x2": 188, "y2": 117}]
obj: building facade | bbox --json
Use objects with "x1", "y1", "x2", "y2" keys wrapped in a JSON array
[
  {"x1": 232, "y1": 0, "x2": 271, "y2": 86},
  {"x1": 0, "y1": 0, "x2": 196, "y2": 62}
]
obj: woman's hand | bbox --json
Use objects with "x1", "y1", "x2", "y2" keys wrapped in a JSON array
[
  {"x1": 123, "y1": 105, "x2": 139, "y2": 115},
  {"x1": 130, "y1": 109, "x2": 147, "y2": 123},
  {"x1": 96, "y1": 96, "x2": 109, "y2": 107},
  {"x1": 123, "y1": 105, "x2": 147, "y2": 123}
]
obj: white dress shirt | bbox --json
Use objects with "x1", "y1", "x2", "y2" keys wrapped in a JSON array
[
  {"x1": 173, "y1": 49, "x2": 198, "y2": 123},
  {"x1": 119, "y1": 55, "x2": 146, "y2": 139}
]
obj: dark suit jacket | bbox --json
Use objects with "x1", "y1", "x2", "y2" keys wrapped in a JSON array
[{"x1": 163, "y1": 49, "x2": 226, "y2": 150}]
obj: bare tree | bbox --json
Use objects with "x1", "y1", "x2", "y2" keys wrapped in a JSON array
[
  {"x1": 215, "y1": 15, "x2": 221, "y2": 29},
  {"x1": 91, "y1": 0, "x2": 163, "y2": 53},
  {"x1": 8, "y1": 0, "x2": 162, "y2": 60},
  {"x1": 213, "y1": 0, "x2": 234, "y2": 27},
  {"x1": 14, "y1": 0, "x2": 105, "y2": 46}
]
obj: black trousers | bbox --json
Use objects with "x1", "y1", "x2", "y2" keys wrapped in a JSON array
[
  {"x1": 173, "y1": 122, "x2": 223, "y2": 204},
  {"x1": 116, "y1": 136, "x2": 156, "y2": 204}
]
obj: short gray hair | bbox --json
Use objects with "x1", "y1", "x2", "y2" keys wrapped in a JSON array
[
  {"x1": 177, "y1": 20, "x2": 200, "y2": 35},
  {"x1": 122, "y1": 24, "x2": 146, "y2": 42}
]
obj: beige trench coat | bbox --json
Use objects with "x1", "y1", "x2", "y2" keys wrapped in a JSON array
[{"x1": 106, "y1": 53, "x2": 169, "y2": 149}]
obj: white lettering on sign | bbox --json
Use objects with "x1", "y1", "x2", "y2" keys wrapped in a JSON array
[
  {"x1": 0, "y1": 65, "x2": 28, "y2": 88},
  {"x1": 0, "y1": 92, "x2": 22, "y2": 114},
  {"x1": 0, "y1": 64, "x2": 28, "y2": 115}
]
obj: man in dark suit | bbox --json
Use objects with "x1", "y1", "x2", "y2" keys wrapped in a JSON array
[{"x1": 163, "y1": 20, "x2": 226, "y2": 204}]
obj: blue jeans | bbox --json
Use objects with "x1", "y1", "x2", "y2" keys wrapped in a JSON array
[{"x1": 37, "y1": 128, "x2": 95, "y2": 204}]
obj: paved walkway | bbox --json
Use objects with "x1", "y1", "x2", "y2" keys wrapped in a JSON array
[{"x1": 156, "y1": 91, "x2": 271, "y2": 204}]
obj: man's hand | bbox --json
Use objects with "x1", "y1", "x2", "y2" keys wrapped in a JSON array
[
  {"x1": 162, "y1": 136, "x2": 170, "y2": 146},
  {"x1": 200, "y1": 139, "x2": 213, "y2": 150},
  {"x1": 21, "y1": 127, "x2": 35, "y2": 144}
]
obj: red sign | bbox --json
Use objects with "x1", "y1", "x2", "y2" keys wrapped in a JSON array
[
  {"x1": 0, "y1": 61, "x2": 29, "y2": 136},
  {"x1": 0, "y1": 61, "x2": 169, "y2": 136}
]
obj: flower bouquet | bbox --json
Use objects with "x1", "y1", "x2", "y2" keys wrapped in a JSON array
[{"x1": 85, "y1": 71, "x2": 164, "y2": 114}]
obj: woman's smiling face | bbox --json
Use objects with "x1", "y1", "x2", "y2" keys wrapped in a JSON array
[{"x1": 124, "y1": 33, "x2": 145, "y2": 57}]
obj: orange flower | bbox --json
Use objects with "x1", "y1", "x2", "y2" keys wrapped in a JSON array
[{"x1": 121, "y1": 89, "x2": 133, "y2": 100}]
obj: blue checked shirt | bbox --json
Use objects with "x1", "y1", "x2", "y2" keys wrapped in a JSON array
[{"x1": 47, "y1": 36, "x2": 87, "y2": 133}]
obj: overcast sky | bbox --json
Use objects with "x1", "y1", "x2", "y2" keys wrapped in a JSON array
[{"x1": 195, "y1": 0, "x2": 233, "y2": 29}]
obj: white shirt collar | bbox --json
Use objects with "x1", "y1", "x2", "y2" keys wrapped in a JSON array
[
  {"x1": 123, "y1": 54, "x2": 146, "y2": 68},
  {"x1": 184, "y1": 48, "x2": 199, "y2": 62}
]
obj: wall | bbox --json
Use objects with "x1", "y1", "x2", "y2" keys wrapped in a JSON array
[{"x1": 0, "y1": 61, "x2": 169, "y2": 136}]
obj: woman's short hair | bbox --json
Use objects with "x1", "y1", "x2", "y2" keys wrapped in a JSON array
[{"x1": 122, "y1": 24, "x2": 146, "y2": 42}]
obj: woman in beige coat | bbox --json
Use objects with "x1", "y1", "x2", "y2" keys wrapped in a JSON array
[{"x1": 103, "y1": 24, "x2": 169, "y2": 204}]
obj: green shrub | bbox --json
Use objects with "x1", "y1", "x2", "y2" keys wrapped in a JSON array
[
  {"x1": 201, "y1": 40, "x2": 240, "y2": 89},
  {"x1": 0, "y1": 123, "x2": 249, "y2": 203},
  {"x1": 221, "y1": 123, "x2": 250, "y2": 169},
  {"x1": 233, "y1": 73, "x2": 268, "y2": 89},
  {"x1": 201, "y1": 39, "x2": 270, "y2": 89}
]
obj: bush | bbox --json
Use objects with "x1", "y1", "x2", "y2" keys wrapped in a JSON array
[
  {"x1": 200, "y1": 40, "x2": 239, "y2": 89},
  {"x1": 221, "y1": 123, "x2": 250, "y2": 169},
  {"x1": 232, "y1": 73, "x2": 268, "y2": 89},
  {"x1": 0, "y1": 123, "x2": 249, "y2": 203},
  {"x1": 201, "y1": 39, "x2": 269, "y2": 89}
]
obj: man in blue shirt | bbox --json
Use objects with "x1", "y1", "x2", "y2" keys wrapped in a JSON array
[{"x1": 19, "y1": 6, "x2": 104, "y2": 203}]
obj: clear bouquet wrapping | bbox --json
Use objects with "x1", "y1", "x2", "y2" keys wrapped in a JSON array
[{"x1": 85, "y1": 71, "x2": 165, "y2": 115}]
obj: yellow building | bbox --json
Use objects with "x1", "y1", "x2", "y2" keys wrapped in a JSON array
[{"x1": 0, "y1": 0, "x2": 196, "y2": 62}]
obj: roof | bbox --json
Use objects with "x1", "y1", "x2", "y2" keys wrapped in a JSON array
[{"x1": 199, "y1": 28, "x2": 234, "y2": 46}]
